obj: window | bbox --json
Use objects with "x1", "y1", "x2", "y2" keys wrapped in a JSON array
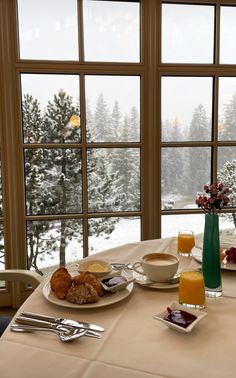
[
  {"x1": 18, "y1": 0, "x2": 141, "y2": 276},
  {"x1": 0, "y1": 0, "x2": 236, "y2": 288},
  {"x1": 161, "y1": 1, "x2": 236, "y2": 237}
]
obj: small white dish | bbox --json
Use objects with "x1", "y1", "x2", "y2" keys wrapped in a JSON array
[
  {"x1": 100, "y1": 272, "x2": 134, "y2": 293},
  {"x1": 77, "y1": 259, "x2": 112, "y2": 277},
  {"x1": 153, "y1": 302, "x2": 207, "y2": 334}
]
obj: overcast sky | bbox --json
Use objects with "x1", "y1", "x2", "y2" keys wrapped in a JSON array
[{"x1": 18, "y1": 1, "x2": 236, "y2": 125}]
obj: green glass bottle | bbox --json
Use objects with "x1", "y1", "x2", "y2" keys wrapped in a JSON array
[{"x1": 202, "y1": 213, "x2": 222, "y2": 297}]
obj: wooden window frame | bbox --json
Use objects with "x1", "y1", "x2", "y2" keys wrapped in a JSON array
[{"x1": 0, "y1": 0, "x2": 235, "y2": 288}]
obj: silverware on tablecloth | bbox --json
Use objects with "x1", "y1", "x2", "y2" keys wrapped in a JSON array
[
  {"x1": 19, "y1": 312, "x2": 104, "y2": 333},
  {"x1": 15, "y1": 316, "x2": 102, "y2": 338},
  {"x1": 11, "y1": 324, "x2": 88, "y2": 342},
  {"x1": 111, "y1": 262, "x2": 133, "y2": 270}
]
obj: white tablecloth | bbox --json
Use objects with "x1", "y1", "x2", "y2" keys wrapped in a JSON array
[{"x1": 0, "y1": 236, "x2": 236, "y2": 378}]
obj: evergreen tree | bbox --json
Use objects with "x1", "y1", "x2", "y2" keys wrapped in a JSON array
[
  {"x1": 219, "y1": 93, "x2": 236, "y2": 167},
  {"x1": 188, "y1": 104, "x2": 211, "y2": 141},
  {"x1": 22, "y1": 94, "x2": 56, "y2": 274},
  {"x1": 188, "y1": 105, "x2": 211, "y2": 197},
  {"x1": 109, "y1": 116, "x2": 140, "y2": 211},
  {"x1": 162, "y1": 121, "x2": 184, "y2": 195},
  {"x1": 42, "y1": 89, "x2": 81, "y2": 143},
  {"x1": 87, "y1": 147, "x2": 119, "y2": 239},
  {"x1": 87, "y1": 148, "x2": 121, "y2": 212},
  {"x1": 93, "y1": 94, "x2": 111, "y2": 142},
  {"x1": 25, "y1": 147, "x2": 60, "y2": 273},
  {"x1": 42, "y1": 91, "x2": 82, "y2": 266},
  {"x1": 23, "y1": 90, "x2": 82, "y2": 270},
  {"x1": 162, "y1": 119, "x2": 172, "y2": 141},
  {"x1": 86, "y1": 99, "x2": 95, "y2": 143},
  {"x1": 221, "y1": 93, "x2": 236, "y2": 141},
  {"x1": 129, "y1": 106, "x2": 140, "y2": 142},
  {"x1": 22, "y1": 94, "x2": 43, "y2": 143},
  {"x1": 110, "y1": 100, "x2": 121, "y2": 141},
  {"x1": 23, "y1": 90, "x2": 141, "y2": 271}
]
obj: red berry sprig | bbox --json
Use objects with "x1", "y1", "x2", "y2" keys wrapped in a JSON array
[
  {"x1": 195, "y1": 182, "x2": 231, "y2": 214},
  {"x1": 225, "y1": 247, "x2": 236, "y2": 263}
]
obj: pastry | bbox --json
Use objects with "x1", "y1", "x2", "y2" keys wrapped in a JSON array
[
  {"x1": 66, "y1": 283, "x2": 99, "y2": 304},
  {"x1": 73, "y1": 271, "x2": 105, "y2": 297},
  {"x1": 50, "y1": 267, "x2": 73, "y2": 299}
]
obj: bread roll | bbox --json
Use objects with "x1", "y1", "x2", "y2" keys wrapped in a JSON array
[
  {"x1": 73, "y1": 271, "x2": 105, "y2": 297},
  {"x1": 66, "y1": 283, "x2": 99, "y2": 304}
]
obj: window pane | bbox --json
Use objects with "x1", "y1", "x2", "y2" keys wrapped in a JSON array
[
  {"x1": 161, "y1": 214, "x2": 231, "y2": 238},
  {"x1": 21, "y1": 74, "x2": 80, "y2": 143},
  {"x1": 88, "y1": 217, "x2": 140, "y2": 254},
  {"x1": 218, "y1": 147, "x2": 236, "y2": 171},
  {"x1": 162, "y1": 77, "x2": 212, "y2": 142},
  {"x1": 83, "y1": 0, "x2": 140, "y2": 62},
  {"x1": 162, "y1": 4, "x2": 214, "y2": 63},
  {"x1": 220, "y1": 6, "x2": 236, "y2": 64},
  {"x1": 162, "y1": 147, "x2": 211, "y2": 210},
  {"x1": 85, "y1": 75, "x2": 140, "y2": 142},
  {"x1": 218, "y1": 147, "x2": 236, "y2": 209},
  {"x1": 87, "y1": 148, "x2": 140, "y2": 212},
  {"x1": 218, "y1": 78, "x2": 236, "y2": 141},
  {"x1": 219, "y1": 213, "x2": 236, "y2": 234},
  {"x1": 162, "y1": 214, "x2": 205, "y2": 238},
  {"x1": 17, "y1": 0, "x2": 79, "y2": 60},
  {"x1": 27, "y1": 219, "x2": 83, "y2": 274},
  {"x1": 24, "y1": 148, "x2": 82, "y2": 215}
]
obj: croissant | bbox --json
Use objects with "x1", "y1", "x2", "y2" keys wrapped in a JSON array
[
  {"x1": 50, "y1": 267, "x2": 73, "y2": 299},
  {"x1": 73, "y1": 271, "x2": 105, "y2": 297}
]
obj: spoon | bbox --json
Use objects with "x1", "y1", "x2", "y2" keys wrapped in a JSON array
[
  {"x1": 11, "y1": 324, "x2": 88, "y2": 342},
  {"x1": 111, "y1": 262, "x2": 133, "y2": 270}
]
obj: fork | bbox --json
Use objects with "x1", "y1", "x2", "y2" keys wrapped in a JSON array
[{"x1": 11, "y1": 324, "x2": 88, "y2": 342}]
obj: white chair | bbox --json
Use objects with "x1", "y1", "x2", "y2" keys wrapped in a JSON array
[
  {"x1": 0, "y1": 269, "x2": 43, "y2": 289},
  {"x1": 0, "y1": 269, "x2": 43, "y2": 335},
  {"x1": 0, "y1": 269, "x2": 43, "y2": 308}
]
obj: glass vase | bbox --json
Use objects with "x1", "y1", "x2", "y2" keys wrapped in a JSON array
[{"x1": 202, "y1": 213, "x2": 222, "y2": 298}]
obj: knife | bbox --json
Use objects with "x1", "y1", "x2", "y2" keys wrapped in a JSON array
[
  {"x1": 14, "y1": 317, "x2": 102, "y2": 338},
  {"x1": 19, "y1": 312, "x2": 105, "y2": 332}
]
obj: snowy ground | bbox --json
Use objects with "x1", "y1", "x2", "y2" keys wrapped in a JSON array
[
  {"x1": 35, "y1": 214, "x2": 234, "y2": 273},
  {"x1": 1, "y1": 214, "x2": 234, "y2": 274}
]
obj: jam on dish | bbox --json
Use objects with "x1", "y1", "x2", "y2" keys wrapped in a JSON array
[
  {"x1": 102, "y1": 276, "x2": 127, "y2": 287},
  {"x1": 164, "y1": 308, "x2": 197, "y2": 328}
]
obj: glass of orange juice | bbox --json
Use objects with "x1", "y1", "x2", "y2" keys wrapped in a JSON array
[
  {"x1": 179, "y1": 271, "x2": 205, "y2": 309},
  {"x1": 177, "y1": 230, "x2": 195, "y2": 256}
]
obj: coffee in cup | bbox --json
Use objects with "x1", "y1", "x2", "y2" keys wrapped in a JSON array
[{"x1": 133, "y1": 253, "x2": 179, "y2": 282}]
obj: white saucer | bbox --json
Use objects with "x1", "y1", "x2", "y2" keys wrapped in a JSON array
[{"x1": 133, "y1": 270, "x2": 180, "y2": 289}]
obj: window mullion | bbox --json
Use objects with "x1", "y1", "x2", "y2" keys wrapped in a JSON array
[{"x1": 0, "y1": 0, "x2": 26, "y2": 270}]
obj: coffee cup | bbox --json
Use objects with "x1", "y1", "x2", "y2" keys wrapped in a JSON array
[{"x1": 133, "y1": 253, "x2": 179, "y2": 282}]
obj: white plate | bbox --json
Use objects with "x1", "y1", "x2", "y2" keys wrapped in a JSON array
[
  {"x1": 192, "y1": 246, "x2": 236, "y2": 271},
  {"x1": 43, "y1": 279, "x2": 134, "y2": 309},
  {"x1": 153, "y1": 301, "x2": 207, "y2": 334},
  {"x1": 133, "y1": 270, "x2": 179, "y2": 289}
]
